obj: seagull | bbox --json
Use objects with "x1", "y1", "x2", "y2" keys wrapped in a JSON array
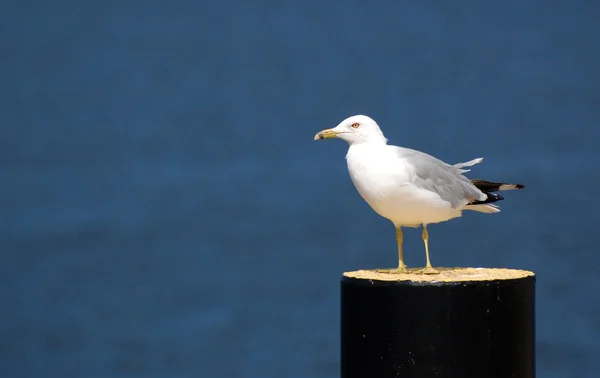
[{"x1": 314, "y1": 115, "x2": 524, "y2": 274}]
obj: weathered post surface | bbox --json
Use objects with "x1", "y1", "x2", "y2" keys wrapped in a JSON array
[{"x1": 341, "y1": 268, "x2": 535, "y2": 378}]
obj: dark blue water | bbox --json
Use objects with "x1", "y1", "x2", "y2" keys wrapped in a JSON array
[{"x1": 2, "y1": 1, "x2": 599, "y2": 377}]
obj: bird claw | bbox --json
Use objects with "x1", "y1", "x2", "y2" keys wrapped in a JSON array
[
  {"x1": 376, "y1": 267, "x2": 409, "y2": 274},
  {"x1": 413, "y1": 266, "x2": 440, "y2": 275}
]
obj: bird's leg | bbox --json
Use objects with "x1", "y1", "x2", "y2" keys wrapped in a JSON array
[
  {"x1": 376, "y1": 225, "x2": 408, "y2": 274},
  {"x1": 394, "y1": 226, "x2": 408, "y2": 272},
  {"x1": 415, "y1": 224, "x2": 439, "y2": 275}
]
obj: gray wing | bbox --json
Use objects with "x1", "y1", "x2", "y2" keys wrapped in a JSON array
[{"x1": 393, "y1": 147, "x2": 486, "y2": 208}]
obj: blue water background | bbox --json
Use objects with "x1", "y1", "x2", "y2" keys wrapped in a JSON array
[{"x1": 1, "y1": 1, "x2": 599, "y2": 377}]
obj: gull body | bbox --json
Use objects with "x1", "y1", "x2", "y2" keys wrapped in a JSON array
[
  {"x1": 314, "y1": 114, "x2": 524, "y2": 274},
  {"x1": 347, "y1": 144, "x2": 466, "y2": 227}
]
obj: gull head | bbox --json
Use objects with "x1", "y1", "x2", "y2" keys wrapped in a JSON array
[{"x1": 314, "y1": 115, "x2": 387, "y2": 145}]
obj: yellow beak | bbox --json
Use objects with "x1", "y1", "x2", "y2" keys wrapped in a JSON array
[{"x1": 314, "y1": 129, "x2": 339, "y2": 140}]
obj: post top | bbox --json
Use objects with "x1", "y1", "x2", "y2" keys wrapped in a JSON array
[{"x1": 343, "y1": 267, "x2": 535, "y2": 283}]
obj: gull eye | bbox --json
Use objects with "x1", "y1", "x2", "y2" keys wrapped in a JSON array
[{"x1": 351, "y1": 122, "x2": 360, "y2": 128}]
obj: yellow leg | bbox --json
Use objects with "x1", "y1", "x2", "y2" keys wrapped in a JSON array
[
  {"x1": 415, "y1": 224, "x2": 439, "y2": 275},
  {"x1": 376, "y1": 225, "x2": 408, "y2": 274}
]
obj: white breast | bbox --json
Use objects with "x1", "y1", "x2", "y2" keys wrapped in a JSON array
[{"x1": 345, "y1": 144, "x2": 461, "y2": 226}]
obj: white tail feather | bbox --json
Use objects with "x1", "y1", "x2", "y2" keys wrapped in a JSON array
[
  {"x1": 464, "y1": 204, "x2": 501, "y2": 213},
  {"x1": 453, "y1": 157, "x2": 483, "y2": 173}
]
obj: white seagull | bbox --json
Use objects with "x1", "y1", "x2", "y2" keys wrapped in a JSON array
[{"x1": 314, "y1": 115, "x2": 524, "y2": 274}]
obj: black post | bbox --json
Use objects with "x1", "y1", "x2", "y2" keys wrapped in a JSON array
[{"x1": 341, "y1": 268, "x2": 535, "y2": 378}]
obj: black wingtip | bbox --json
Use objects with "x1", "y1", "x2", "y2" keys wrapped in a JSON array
[
  {"x1": 472, "y1": 180, "x2": 525, "y2": 192},
  {"x1": 470, "y1": 192, "x2": 504, "y2": 205}
]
